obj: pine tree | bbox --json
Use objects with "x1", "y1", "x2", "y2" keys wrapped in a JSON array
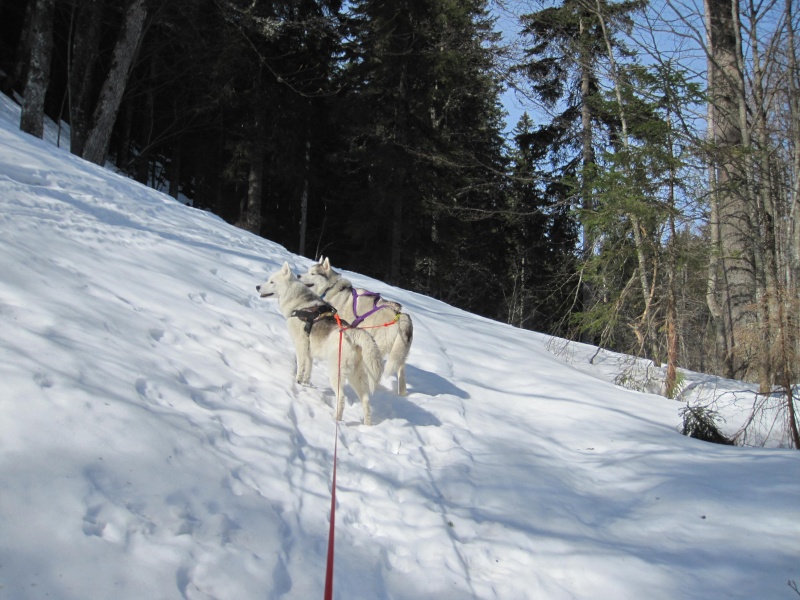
[
  {"x1": 516, "y1": 0, "x2": 644, "y2": 340},
  {"x1": 505, "y1": 113, "x2": 578, "y2": 334},
  {"x1": 178, "y1": 0, "x2": 343, "y2": 238},
  {"x1": 338, "y1": 0, "x2": 507, "y2": 299}
]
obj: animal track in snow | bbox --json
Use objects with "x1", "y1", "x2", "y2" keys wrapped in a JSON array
[
  {"x1": 82, "y1": 504, "x2": 106, "y2": 537},
  {"x1": 135, "y1": 377, "x2": 162, "y2": 403},
  {"x1": 2, "y1": 165, "x2": 49, "y2": 187},
  {"x1": 188, "y1": 291, "x2": 208, "y2": 304},
  {"x1": 33, "y1": 371, "x2": 54, "y2": 388}
]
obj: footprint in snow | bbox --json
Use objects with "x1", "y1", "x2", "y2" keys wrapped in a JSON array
[
  {"x1": 188, "y1": 291, "x2": 208, "y2": 304},
  {"x1": 82, "y1": 504, "x2": 106, "y2": 537},
  {"x1": 135, "y1": 377, "x2": 162, "y2": 403},
  {"x1": 33, "y1": 371, "x2": 54, "y2": 389}
]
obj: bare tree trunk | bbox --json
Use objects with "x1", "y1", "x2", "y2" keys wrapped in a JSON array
[
  {"x1": 237, "y1": 138, "x2": 264, "y2": 235},
  {"x1": 83, "y1": 0, "x2": 147, "y2": 166},
  {"x1": 705, "y1": 0, "x2": 756, "y2": 379},
  {"x1": 19, "y1": 0, "x2": 55, "y2": 139},
  {"x1": 579, "y1": 17, "x2": 595, "y2": 260},
  {"x1": 577, "y1": 16, "x2": 596, "y2": 342},
  {"x1": 665, "y1": 216, "x2": 680, "y2": 397},
  {"x1": 68, "y1": 0, "x2": 103, "y2": 157},
  {"x1": 389, "y1": 62, "x2": 410, "y2": 284},
  {"x1": 664, "y1": 109, "x2": 680, "y2": 398},
  {"x1": 390, "y1": 172, "x2": 406, "y2": 284},
  {"x1": 702, "y1": 0, "x2": 730, "y2": 375},
  {"x1": 116, "y1": 99, "x2": 133, "y2": 171},
  {"x1": 236, "y1": 93, "x2": 266, "y2": 235},
  {"x1": 298, "y1": 137, "x2": 311, "y2": 256},
  {"x1": 706, "y1": 188, "x2": 729, "y2": 372},
  {"x1": 786, "y1": 0, "x2": 800, "y2": 382},
  {"x1": 168, "y1": 140, "x2": 181, "y2": 200},
  {"x1": 742, "y1": 1, "x2": 775, "y2": 392},
  {"x1": 7, "y1": 0, "x2": 34, "y2": 95}
]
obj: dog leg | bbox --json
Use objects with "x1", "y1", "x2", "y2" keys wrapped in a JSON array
[
  {"x1": 288, "y1": 319, "x2": 314, "y2": 385},
  {"x1": 291, "y1": 332, "x2": 313, "y2": 385},
  {"x1": 397, "y1": 364, "x2": 407, "y2": 396},
  {"x1": 334, "y1": 387, "x2": 346, "y2": 421},
  {"x1": 326, "y1": 361, "x2": 346, "y2": 421},
  {"x1": 360, "y1": 393, "x2": 372, "y2": 426},
  {"x1": 346, "y1": 366, "x2": 373, "y2": 426},
  {"x1": 294, "y1": 348, "x2": 312, "y2": 385}
]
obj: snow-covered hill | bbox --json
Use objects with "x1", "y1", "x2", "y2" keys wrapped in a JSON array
[{"x1": 1, "y1": 94, "x2": 798, "y2": 599}]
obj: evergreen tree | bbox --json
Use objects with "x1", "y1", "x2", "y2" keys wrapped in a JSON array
[
  {"x1": 338, "y1": 0, "x2": 507, "y2": 302},
  {"x1": 180, "y1": 0, "x2": 343, "y2": 238},
  {"x1": 505, "y1": 112, "x2": 578, "y2": 334},
  {"x1": 515, "y1": 0, "x2": 643, "y2": 339}
]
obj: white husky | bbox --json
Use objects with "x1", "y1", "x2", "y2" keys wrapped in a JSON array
[
  {"x1": 256, "y1": 262, "x2": 383, "y2": 425},
  {"x1": 298, "y1": 257, "x2": 413, "y2": 395}
]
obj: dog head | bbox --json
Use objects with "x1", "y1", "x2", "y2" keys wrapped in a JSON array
[
  {"x1": 298, "y1": 256, "x2": 337, "y2": 292},
  {"x1": 256, "y1": 261, "x2": 295, "y2": 298}
]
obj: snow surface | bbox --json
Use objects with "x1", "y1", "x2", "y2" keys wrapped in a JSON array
[{"x1": 1, "y1": 93, "x2": 798, "y2": 600}]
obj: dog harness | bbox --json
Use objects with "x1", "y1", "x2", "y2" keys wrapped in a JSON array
[
  {"x1": 320, "y1": 281, "x2": 397, "y2": 327},
  {"x1": 349, "y1": 288, "x2": 393, "y2": 327},
  {"x1": 291, "y1": 303, "x2": 338, "y2": 334}
]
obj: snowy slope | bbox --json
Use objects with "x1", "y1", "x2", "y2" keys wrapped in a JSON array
[{"x1": 1, "y1": 94, "x2": 798, "y2": 600}]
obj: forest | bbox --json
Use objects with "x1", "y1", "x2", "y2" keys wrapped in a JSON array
[{"x1": 1, "y1": 0, "x2": 798, "y2": 445}]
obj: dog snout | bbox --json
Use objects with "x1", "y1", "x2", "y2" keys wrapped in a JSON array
[{"x1": 256, "y1": 285, "x2": 261, "y2": 292}]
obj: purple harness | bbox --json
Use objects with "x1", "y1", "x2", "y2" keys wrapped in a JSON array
[{"x1": 350, "y1": 288, "x2": 391, "y2": 327}]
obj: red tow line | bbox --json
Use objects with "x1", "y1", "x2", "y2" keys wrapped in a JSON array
[
  {"x1": 324, "y1": 316, "x2": 346, "y2": 599},
  {"x1": 323, "y1": 420, "x2": 339, "y2": 600}
]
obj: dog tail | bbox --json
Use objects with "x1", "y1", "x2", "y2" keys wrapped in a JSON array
[
  {"x1": 345, "y1": 327, "x2": 384, "y2": 391},
  {"x1": 384, "y1": 313, "x2": 413, "y2": 376}
]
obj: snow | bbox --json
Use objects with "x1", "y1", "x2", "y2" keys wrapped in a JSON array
[{"x1": 1, "y1": 92, "x2": 798, "y2": 600}]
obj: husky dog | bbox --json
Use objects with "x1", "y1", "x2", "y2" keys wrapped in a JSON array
[
  {"x1": 256, "y1": 262, "x2": 383, "y2": 425},
  {"x1": 298, "y1": 257, "x2": 413, "y2": 396}
]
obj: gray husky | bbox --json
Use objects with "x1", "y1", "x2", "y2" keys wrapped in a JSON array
[
  {"x1": 256, "y1": 262, "x2": 383, "y2": 425},
  {"x1": 298, "y1": 257, "x2": 413, "y2": 395}
]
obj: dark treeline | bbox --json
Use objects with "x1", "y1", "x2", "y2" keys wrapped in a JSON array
[
  {"x1": 3, "y1": 0, "x2": 800, "y2": 443},
  {"x1": 0, "y1": 0, "x2": 577, "y2": 334}
]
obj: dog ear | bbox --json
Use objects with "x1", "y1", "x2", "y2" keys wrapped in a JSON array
[
  {"x1": 323, "y1": 257, "x2": 331, "y2": 273},
  {"x1": 281, "y1": 262, "x2": 292, "y2": 276}
]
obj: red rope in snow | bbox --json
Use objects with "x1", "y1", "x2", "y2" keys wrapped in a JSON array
[
  {"x1": 323, "y1": 419, "x2": 339, "y2": 600},
  {"x1": 324, "y1": 319, "x2": 345, "y2": 599}
]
